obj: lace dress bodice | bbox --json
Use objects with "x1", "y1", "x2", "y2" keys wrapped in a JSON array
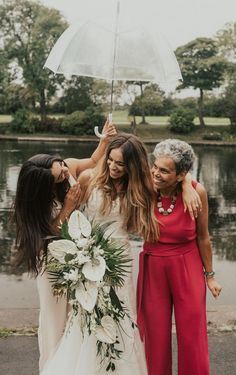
[{"x1": 84, "y1": 188, "x2": 129, "y2": 242}]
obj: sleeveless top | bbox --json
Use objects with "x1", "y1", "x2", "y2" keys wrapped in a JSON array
[{"x1": 143, "y1": 180, "x2": 198, "y2": 256}]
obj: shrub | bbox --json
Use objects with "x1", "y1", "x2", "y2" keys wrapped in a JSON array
[
  {"x1": 169, "y1": 108, "x2": 195, "y2": 134},
  {"x1": 34, "y1": 117, "x2": 63, "y2": 133},
  {"x1": 61, "y1": 111, "x2": 87, "y2": 135},
  {"x1": 202, "y1": 132, "x2": 223, "y2": 141},
  {"x1": 0, "y1": 123, "x2": 9, "y2": 134},
  {"x1": 84, "y1": 106, "x2": 106, "y2": 135},
  {"x1": 61, "y1": 106, "x2": 106, "y2": 136},
  {"x1": 11, "y1": 109, "x2": 35, "y2": 133}
]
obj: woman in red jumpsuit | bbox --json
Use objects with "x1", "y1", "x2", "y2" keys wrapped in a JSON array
[{"x1": 137, "y1": 139, "x2": 222, "y2": 375}]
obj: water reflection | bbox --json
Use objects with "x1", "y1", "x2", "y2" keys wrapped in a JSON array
[
  {"x1": 0, "y1": 142, "x2": 236, "y2": 277},
  {"x1": 195, "y1": 146, "x2": 236, "y2": 261}
]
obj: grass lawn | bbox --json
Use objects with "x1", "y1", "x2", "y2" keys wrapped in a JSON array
[
  {"x1": 0, "y1": 111, "x2": 230, "y2": 126},
  {"x1": 0, "y1": 115, "x2": 12, "y2": 123},
  {"x1": 111, "y1": 110, "x2": 230, "y2": 126}
]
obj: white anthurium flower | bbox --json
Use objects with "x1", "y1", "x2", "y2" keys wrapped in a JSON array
[
  {"x1": 48, "y1": 239, "x2": 77, "y2": 263},
  {"x1": 94, "y1": 316, "x2": 117, "y2": 344},
  {"x1": 82, "y1": 256, "x2": 106, "y2": 282},
  {"x1": 68, "y1": 210, "x2": 92, "y2": 240},
  {"x1": 76, "y1": 238, "x2": 90, "y2": 248},
  {"x1": 75, "y1": 280, "x2": 98, "y2": 312},
  {"x1": 78, "y1": 210, "x2": 92, "y2": 237},
  {"x1": 68, "y1": 210, "x2": 82, "y2": 240}
]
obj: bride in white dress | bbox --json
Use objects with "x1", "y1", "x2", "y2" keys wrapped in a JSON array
[{"x1": 39, "y1": 133, "x2": 159, "y2": 374}]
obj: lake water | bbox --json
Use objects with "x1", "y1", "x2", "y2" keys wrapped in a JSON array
[{"x1": 0, "y1": 140, "x2": 235, "y2": 308}]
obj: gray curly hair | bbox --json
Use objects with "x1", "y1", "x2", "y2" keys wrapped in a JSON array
[{"x1": 153, "y1": 139, "x2": 195, "y2": 175}]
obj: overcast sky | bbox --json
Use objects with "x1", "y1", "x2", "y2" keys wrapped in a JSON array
[{"x1": 38, "y1": 0, "x2": 236, "y2": 49}]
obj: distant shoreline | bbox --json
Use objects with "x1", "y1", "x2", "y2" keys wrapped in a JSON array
[{"x1": 1, "y1": 134, "x2": 236, "y2": 147}]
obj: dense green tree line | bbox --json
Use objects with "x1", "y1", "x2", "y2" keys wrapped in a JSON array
[{"x1": 0, "y1": 0, "x2": 236, "y2": 133}]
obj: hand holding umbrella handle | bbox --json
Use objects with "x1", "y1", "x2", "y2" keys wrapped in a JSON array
[{"x1": 94, "y1": 113, "x2": 113, "y2": 139}]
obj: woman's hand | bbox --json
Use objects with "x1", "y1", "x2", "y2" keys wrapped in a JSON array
[
  {"x1": 52, "y1": 182, "x2": 81, "y2": 232},
  {"x1": 206, "y1": 277, "x2": 222, "y2": 299},
  {"x1": 101, "y1": 119, "x2": 117, "y2": 140},
  {"x1": 182, "y1": 173, "x2": 202, "y2": 219},
  {"x1": 183, "y1": 187, "x2": 202, "y2": 220},
  {"x1": 63, "y1": 182, "x2": 81, "y2": 215}
]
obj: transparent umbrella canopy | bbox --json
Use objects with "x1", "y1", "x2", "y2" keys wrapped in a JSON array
[{"x1": 44, "y1": 0, "x2": 182, "y2": 135}]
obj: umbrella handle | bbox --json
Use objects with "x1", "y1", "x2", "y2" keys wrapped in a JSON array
[
  {"x1": 94, "y1": 113, "x2": 113, "y2": 139},
  {"x1": 94, "y1": 126, "x2": 106, "y2": 139}
]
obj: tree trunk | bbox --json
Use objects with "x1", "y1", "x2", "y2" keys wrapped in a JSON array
[
  {"x1": 140, "y1": 83, "x2": 147, "y2": 125},
  {"x1": 198, "y1": 88, "x2": 205, "y2": 129},
  {"x1": 130, "y1": 115, "x2": 137, "y2": 135},
  {"x1": 230, "y1": 117, "x2": 236, "y2": 133},
  {"x1": 39, "y1": 88, "x2": 47, "y2": 124},
  {"x1": 196, "y1": 151, "x2": 202, "y2": 181}
]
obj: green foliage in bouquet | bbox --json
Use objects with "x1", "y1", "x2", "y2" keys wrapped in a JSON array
[{"x1": 45, "y1": 210, "x2": 135, "y2": 372}]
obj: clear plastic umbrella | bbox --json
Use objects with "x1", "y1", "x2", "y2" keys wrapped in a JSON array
[{"x1": 44, "y1": 0, "x2": 182, "y2": 135}]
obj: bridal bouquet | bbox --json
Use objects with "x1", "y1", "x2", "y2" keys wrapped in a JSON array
[{"x1": 46, "y1": 210, "x2": 134, "y2": 372}]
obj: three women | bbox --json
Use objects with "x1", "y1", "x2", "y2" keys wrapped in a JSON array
[{"x1": 13, "y1": 132, "x2": 220, "y2": 374}]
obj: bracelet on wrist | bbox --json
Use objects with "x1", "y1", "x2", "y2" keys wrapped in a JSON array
[{"x1": 204, "y1": 270, "x2": 215, "y2": 278}]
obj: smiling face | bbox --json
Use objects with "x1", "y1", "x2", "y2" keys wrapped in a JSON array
[
  {"x1": 107, "y1": 148, "x2": 127, "y2": 180},
  {"x1": 151, "y1": 157, "x2": 185, "y2": 194},
  {"x1": 51, "y1": 160, "x2": 69, "y2": 183}
]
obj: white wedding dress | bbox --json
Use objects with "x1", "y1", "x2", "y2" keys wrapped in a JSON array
[{"x1": 38, "y1": 188, "x2": 147, "y2": 375}]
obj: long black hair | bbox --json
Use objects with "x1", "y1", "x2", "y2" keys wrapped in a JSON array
[{"x1": 13, "y1": 154, "x2": 70, "y2": 275}]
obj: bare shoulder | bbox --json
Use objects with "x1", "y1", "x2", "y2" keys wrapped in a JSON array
[
  {"x1": 196, "y1": 182, "x2": 206, "y2": 193},
  {"x1": 64, "y1": 158, "x2": 80, "y2": 176},
  {"x1": 78, "y1": 169, "x2": 93, "y2": 187},
  {"x1": 64, "y1": 158, "x2": 80, "y2": 169}
]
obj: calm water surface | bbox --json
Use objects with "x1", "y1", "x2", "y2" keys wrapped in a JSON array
[{"x1": 0, "y1": 141, "x2": 235, "y2": 307}]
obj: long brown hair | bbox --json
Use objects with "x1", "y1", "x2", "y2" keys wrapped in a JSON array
[
  {"x1": 84, "y1": 134, "x2": 159, "y2": 242},
  {"x1": 13, "y1": 154, "x2": 70, "y2": 275}
]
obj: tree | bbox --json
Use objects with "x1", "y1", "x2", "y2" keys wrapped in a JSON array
[
  {"x1": 0, "y1": 50, "x2": 10, "y2": 113},
  {"x1": 126, "y1": 81, "x2": 149, "y2": 124},
  {"x1": 59, "y1": 76, "x2": 94, "y2": 114},
  {"x1": 176, "y1": 38, "x2": 226, "y2": 128},
  {"x1": 216, "y1": 22, "x2": 236, "y2": 63},
  {"x1": 223, "y1": 73, "x2": 236, "y2": 132},
  {"x1": 0, "y1": 0, "x2": 68, "y2": 122},
  {"x1": 129, "y1": 84, "x2": 165, "y2": 116}
]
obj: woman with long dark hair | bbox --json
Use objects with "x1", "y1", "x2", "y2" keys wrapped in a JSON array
[{"x1": 13, "y1": 122, "x2": 116, "y2": 370}]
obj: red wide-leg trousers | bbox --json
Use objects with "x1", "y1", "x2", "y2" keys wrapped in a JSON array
[{"x1": 142, "y1": 248, "x2": 210, "y2": 375}]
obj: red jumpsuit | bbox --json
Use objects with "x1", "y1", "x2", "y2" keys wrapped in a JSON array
[{"x1": 137, "y1": 182, "x2": 210, "y2": 375}]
